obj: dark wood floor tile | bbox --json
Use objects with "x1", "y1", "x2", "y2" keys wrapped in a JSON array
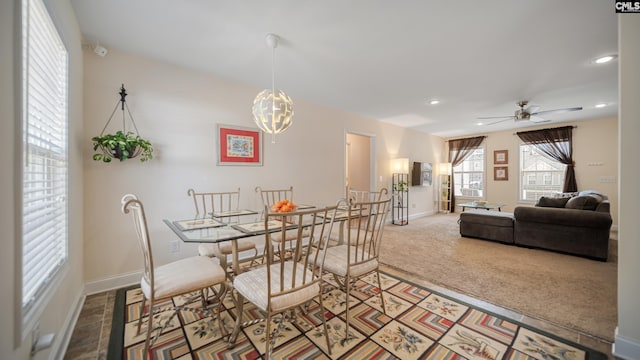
[{"x1": 63, "y1": 344, "x2": 98, "y2": 360}]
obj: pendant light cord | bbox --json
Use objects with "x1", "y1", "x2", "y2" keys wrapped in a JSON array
[
  {"x1": 271, "y1": 39, "x2": 277, "y2": 143},
  {"x1": 271, "y1": 43, "x2": 276, "y2": 97}
]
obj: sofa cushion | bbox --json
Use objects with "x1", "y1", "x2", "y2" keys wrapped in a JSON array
[
  {"x1": 565, "y1": 195, "x2": 600, "y2": 210},
  {"x1": 536, "y1": 196, "x2": 569, "y2": 208},
  {"x1": 459, "y1": 210, "x2": 515, "y2": 244},
  {"x1": 459, "y1": 210, "x2": 514, "y2": 227}
]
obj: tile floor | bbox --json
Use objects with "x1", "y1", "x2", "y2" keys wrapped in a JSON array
[
  {"x1": 63, "y1": 264, "x2": 617, "y2": 359},
  {"x1": 63, "y1": 289, "x2": 117, "y2": 359}
]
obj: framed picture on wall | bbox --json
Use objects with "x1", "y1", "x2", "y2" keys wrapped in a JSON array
[
  {"x1": 494, "y1": 150, "x2": 508, "y2": 165},
  {"x1": 494, "y1": 166, "x2": 508, "y2": 181},
  {"x1": 217, "y1": 124, "x2": 263, "y2": 166}
]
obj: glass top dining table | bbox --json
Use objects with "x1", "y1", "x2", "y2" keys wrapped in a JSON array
[{"x1": 163, "y1": 205, "x2": 351, "y2": 275}]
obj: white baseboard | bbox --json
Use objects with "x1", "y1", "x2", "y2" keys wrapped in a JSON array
[
  {"x1": 51, "y1": 288, "x2": 84, "y2": 360},
  {"x1": 409, "y1": 211, "x2": 434, "y2": 219},
  {"x1": 84, "y1": 271, "x2": 142, "y2": 295},
  {"x1": 613, "y1": 326, "x2": 640, "y2": 359}
]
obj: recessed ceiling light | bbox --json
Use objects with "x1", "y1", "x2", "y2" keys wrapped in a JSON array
[
  {"x1": 476, "y1": 122, "x2": 484, "y2": 126},
  {"x1": 428, "y1": 99, "x2": 440, "y2": 105},
  {"x1": 593, "y1": 55, "x2": 617, "y2": 64},
  {"x1": 595, "y1": 103, "x2": 607, "y2": 108}
]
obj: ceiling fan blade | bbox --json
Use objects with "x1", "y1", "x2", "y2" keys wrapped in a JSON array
[
  {"x1": 483, "y1": 118, "x2": 513, "y2": 125},
  {"x1": 530, "y1": 116, "x2": 551, "y2": 123},
  {"x1": 525, "y1": 105, "x2": 540, "y2": 114},
  {"x1": 531, "y1": 106, "x2": 583, "y2": 117},
  {"x1": 476, "y1": 115, "x2": 514, "y2": 120}
]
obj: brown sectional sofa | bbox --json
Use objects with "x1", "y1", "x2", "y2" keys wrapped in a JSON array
[{"x1": 459, "y1": 190, "x2": 612, "y2": 261}]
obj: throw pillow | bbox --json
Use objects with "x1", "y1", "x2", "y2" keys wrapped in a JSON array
[
  {"x1": 565, "y1": 195, "x2": 600, "y2": 210},
  {"x1": 536, "y1": 196, "x2": 570, "y2": 208},
  {"x1": 552, "y1": 191, "x2": 579, "y2": 199},
  {"x1": 578, "y1": 190, "x2": 607, "y2": 202}
]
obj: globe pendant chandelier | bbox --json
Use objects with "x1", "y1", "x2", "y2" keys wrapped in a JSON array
[{"x1": 252, "y1": 33, "x2": 294, "y2": 143}]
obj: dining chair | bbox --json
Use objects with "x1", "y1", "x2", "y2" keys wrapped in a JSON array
[
  {"x1": 348, "y1": 187, "x2": 388, "y2": 204},
  {"x1": 188, "y1": 188, "x2": 259, "y2": 278},
  {"x1": 340, "y1": 188, "x2": 389, "y2": 241},
  {"x1": 320, "y1": 197, "x2": 391, "y2": 339},
  {"x1": 255, "y1": 186, "x2": 294, "y2": 213},
  {"x1": 228, "y1": 205, "x2": 339, "y2": 358},
  {"x1": 255, "y1": 186, "x2": 300, "y2": 259},
  {"x1": 121, "y1": 194, "x2": 228, "y2": 360}
]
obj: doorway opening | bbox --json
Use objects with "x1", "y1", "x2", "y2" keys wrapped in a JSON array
[{"x1": 345, "y1": 132, "x2": 376, "y2": 198}]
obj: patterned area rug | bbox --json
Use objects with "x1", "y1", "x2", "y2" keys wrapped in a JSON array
[{"x1": 108, "y1": 272, "x2": 606, "y2": 359}]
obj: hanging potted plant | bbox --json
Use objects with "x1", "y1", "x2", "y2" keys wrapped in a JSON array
[
  {"x1": 91, "y1": 85, "x2": 153, "y2": 163},
  {"x1": 92, "y1": 130, "x2": 153, "y2": 162}
]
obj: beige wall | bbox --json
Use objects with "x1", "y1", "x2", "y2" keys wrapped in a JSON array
[
  {"x1": 347, "y1": 133, "x2": 371, "y2": 192},
  {"x1": 0, "y1": 0, "x2": 85, "y2": 358},
  {"x1": 448, "y1": 117, "x2": 619, "y2": 226},
  {"x1": 615, "y1": 15, "x2": 640, "y2": 359},
  {"x1": 82, "y1": 48, "x2": 443, "y2": 287}
]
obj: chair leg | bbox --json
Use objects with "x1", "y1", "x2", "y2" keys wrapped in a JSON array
[
  {"x1": 344, "y1": 274, "x2": 351, "y2": 340},
  {"x1": 248, "y1": 247, "x2": 259, "y2": 267},
  {"x1": 210, "y1": 282, "x2": 229, "y2": 338},
  {"x1": 136, "y1": 297, "x2": 146, "y2": 335},
  {"x1": 376, "y1": 270, "x2": 386, "y2": 315},
  {"x1": 200, "y1": 289, "x2": 208, "y2": 307},
  {"x1": 265, "y1": 313, "x2": 272, "y2": 359},
  {"x1": 318, "y1": 295, "x2": 332, "y2": 356},
  {"x1": 227, "y1": 292, "x2": 244, "y2": 349},
  {"x1": 216, "y1": 253, "x2": 231, "y2": 280},
  {"x1": 143, "y1": 297, "x2": 155, "y2": 360}
]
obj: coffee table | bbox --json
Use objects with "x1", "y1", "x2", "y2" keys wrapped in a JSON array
[{"x1": 457, "y1": 201, "x2": 505, "y2": 212}]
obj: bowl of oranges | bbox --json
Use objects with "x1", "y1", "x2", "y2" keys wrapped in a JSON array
[{"x1": 271, "y1": 199, "x2": 297, "y2": 213}]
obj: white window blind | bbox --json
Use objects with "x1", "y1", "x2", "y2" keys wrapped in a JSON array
[{"x1": 21, "y1": 0, "x2": 69, "y2": 321}]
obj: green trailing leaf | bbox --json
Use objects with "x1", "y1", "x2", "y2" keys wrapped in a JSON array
[{"x1": 393, "y1": 180, "x2": 409, "y2": 192}]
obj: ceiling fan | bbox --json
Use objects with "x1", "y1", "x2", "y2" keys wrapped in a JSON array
[{"x1": 478, "y1": 101, "x2": 583, "y2": 125}]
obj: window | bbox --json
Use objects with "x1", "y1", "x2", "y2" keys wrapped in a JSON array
[
  {"x1": 519, "y1": 143, "x2": 565, "y2": 201},
  {"x1": 20, "y1": 0, "x2": 69, "y2": 335},
  {"x1": 453, "y1": 147, "x2": 484, "y2": 198}
]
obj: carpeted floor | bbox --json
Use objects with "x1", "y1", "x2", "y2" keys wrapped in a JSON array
[
  {"x1": 379, "y1": 213, "x2": 618, "y2": 342},
  {"x1": 109, "y1": 271, "x2": 606, "y2": 359}
]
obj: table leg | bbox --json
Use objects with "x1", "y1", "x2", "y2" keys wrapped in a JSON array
[
  {"x1": 215, "y1": 253, "x2": 231, "y2": 281},
  {"x1": 338, "y1": 220, "x2": 345, "y2": 245},
  {"x1": 231, "y1": 240, "x2": 240, "y2": 279}
]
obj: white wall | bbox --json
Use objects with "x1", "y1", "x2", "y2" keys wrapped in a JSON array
[
  {"x1": 447, "y1": 117, "x2": 619, "y2": 226},
  {"x1": 614, "y1": 15, "x2": 640, "y2": 360},
  {"x1": 82, "y1": 48, "x2": 443, "y2": 287},
  {"x1": 0, "y1": 0, "x2": 85, "y2": 358}
]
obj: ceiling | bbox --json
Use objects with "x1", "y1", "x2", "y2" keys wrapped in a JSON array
[{"x1": 70, "y1": 0, "x2": 618, "y2": 138}]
